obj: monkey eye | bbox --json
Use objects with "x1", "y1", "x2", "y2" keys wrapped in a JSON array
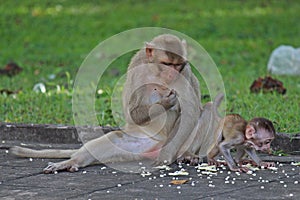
[
  {"x1": 264, "y1": 140, "x2": 271, "y2": 145},
  {"x1": 160, "y1": 61, "x2": 187, "y2": 72},
  {"x1": 161, "y1": 62, "x2": 173, "y2": 66}
]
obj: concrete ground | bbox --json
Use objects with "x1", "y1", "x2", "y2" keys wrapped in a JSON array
[{"x1": 0, "y1": 123, "x2": 299, "y2": 199}]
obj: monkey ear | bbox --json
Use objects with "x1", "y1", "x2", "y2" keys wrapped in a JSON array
[
  {"x1": 245, "y1": 125, "x2": 256, "y2": 139},
  {"x1": 145, "y1": 42, "x2": 154, "y2": 60}
]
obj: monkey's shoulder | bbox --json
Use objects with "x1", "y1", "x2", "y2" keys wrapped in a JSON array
[
  {"x1": 222, "y1": 114, "x2": 247, "y2": 137},
  {"x1": 224, "y1": 114, "x2": 247, "y2": 124}
]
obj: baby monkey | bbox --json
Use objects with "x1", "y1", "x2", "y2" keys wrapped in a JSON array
[{"x1": 207, "y1": 114, "x2": 275, "y2": 172}]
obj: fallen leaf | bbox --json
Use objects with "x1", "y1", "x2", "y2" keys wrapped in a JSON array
[
  {"x1": 250, "y1": 76, "x2": 286, "y2": 95},
  {"x1": 0, "y1": 62, "x2": 23, "y2": 77},
  {"x1": 0, "y1": 89, "x2": 20, "y2": 95},
  {"x1": 170, "y1": 180, "x2": 188, "y2": 185}
]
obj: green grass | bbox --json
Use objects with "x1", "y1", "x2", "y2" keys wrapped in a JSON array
[{"x1": 0, "y1": 0, "x2": 299, "y2": 133}]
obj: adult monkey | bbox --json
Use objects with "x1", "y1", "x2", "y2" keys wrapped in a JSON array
[
  {"x1": 11, "y1": 34, "x2": 206, "y2": 172},
  {"x1": 124, "y1": 34, "x2": 202, "y2": 165}
]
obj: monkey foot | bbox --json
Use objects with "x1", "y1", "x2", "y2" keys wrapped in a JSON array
[
  {"x1": 230, "y1": 166, "x2": 249, "y2": 173},
  {"x1": 43, "y1": 162, "x2": 79, "y2": 174},
  {"x1": 177, "y1": 155, "x2": 199, "y2": 166},
  {"x1": 207, "y1": 159, "x2": 225, "y2": 167},
  {"x1": 238, "y1": 159, "x2": 258, "y2": 166}
]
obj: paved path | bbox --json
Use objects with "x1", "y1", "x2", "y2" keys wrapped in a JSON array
[
  {"x1": 0, "y1": 123, "x2": 299, "y2": 199},
  {"x1": 1, "y1": 143, "x2": 299, "y2": 199}
]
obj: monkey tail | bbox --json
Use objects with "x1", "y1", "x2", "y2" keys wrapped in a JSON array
[
  {"x1": 212, "y1": 93, "x2": 224, "y2": 118},
  {"x1": 10, "y1": 146, "x2": 76, "y2": 158}
]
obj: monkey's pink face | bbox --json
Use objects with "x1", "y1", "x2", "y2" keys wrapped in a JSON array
[
  {"x1": 159, "y1": 64, "x2": 181, "y2": 84},
  {"x1": 158, "y1": 59, "x2": 187, "y2": 84},
  {"x1": 245, "y1": 137, "x2": 274, "y2": 153}
]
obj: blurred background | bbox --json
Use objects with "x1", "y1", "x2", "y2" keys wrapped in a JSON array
[{"x1": 0, "y1": 0, "x2": 299, "y2": 133}]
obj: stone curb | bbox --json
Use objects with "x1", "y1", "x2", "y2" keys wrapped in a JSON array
[
  {"x1": 0, "y1": 123, "x2": 299, "y2": 154},
  {"x1": 0, "y1": 123, "x2": 119, "y2": 144},
  {"x1": 272, "y1": 132, "x2": 300, "y2": 154}
]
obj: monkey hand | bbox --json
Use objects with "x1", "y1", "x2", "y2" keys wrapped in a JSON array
[
  {"x1": 238, "y1": 159, "x2": 258, "y2": 166},
  {"x1": 159, "y1": 89, "x2": 178, "y2": 110},
  {"x1": 260, "y1": 161, "x2": 275, "y2": 168}
]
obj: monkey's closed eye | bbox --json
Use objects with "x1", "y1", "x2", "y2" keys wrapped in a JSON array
[
  {"x1": 264, "y1": 140, "x2": 271, "y2": 145},
  {"x1": 161, "y1": 62, "x2": 173, "y2": 66}
]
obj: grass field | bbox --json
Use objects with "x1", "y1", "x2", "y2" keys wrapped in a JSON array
[{"x1": 0, "y1": 0, "x2": 299, "y2": 133}]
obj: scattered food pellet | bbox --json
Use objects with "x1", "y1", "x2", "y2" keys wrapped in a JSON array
[
  {"x1": 82, "y1": 171, "x2": 87, "y2": 174},
  {"x1": 168, "y1": 169, "x2": 189, "y2": 176},
  {"x1": 260, "y1": 186, "x2": 264, "y2": 189},
  {"x1": 201, "y1": 171, "x2": 217, "y2": 176},
  {"x1": 294, "y1": 181, "x2": 298, "y2": 184},
  {"x1": 154, "y1": 165, "x2": 172, "y2": 171},
  {"x1": 29, "y1": 158, "x2": 33, "y2": 162},
  {"x1": 117, "y1": 184, "x2": 122, "y2": 187},
  {"x1": 141, "y1": 171, "x2": 152, "y2": 177},
  {"x1": 196, "y1": 164, "x2": 217, "y2": 172},
  {"x1": 268, "y1": 166, "x2": 278, "y2": 171}
]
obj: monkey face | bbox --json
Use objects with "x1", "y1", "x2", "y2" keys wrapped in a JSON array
[{"x1": 245, "y1": 130, "x2": 274, "y2": 153}]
